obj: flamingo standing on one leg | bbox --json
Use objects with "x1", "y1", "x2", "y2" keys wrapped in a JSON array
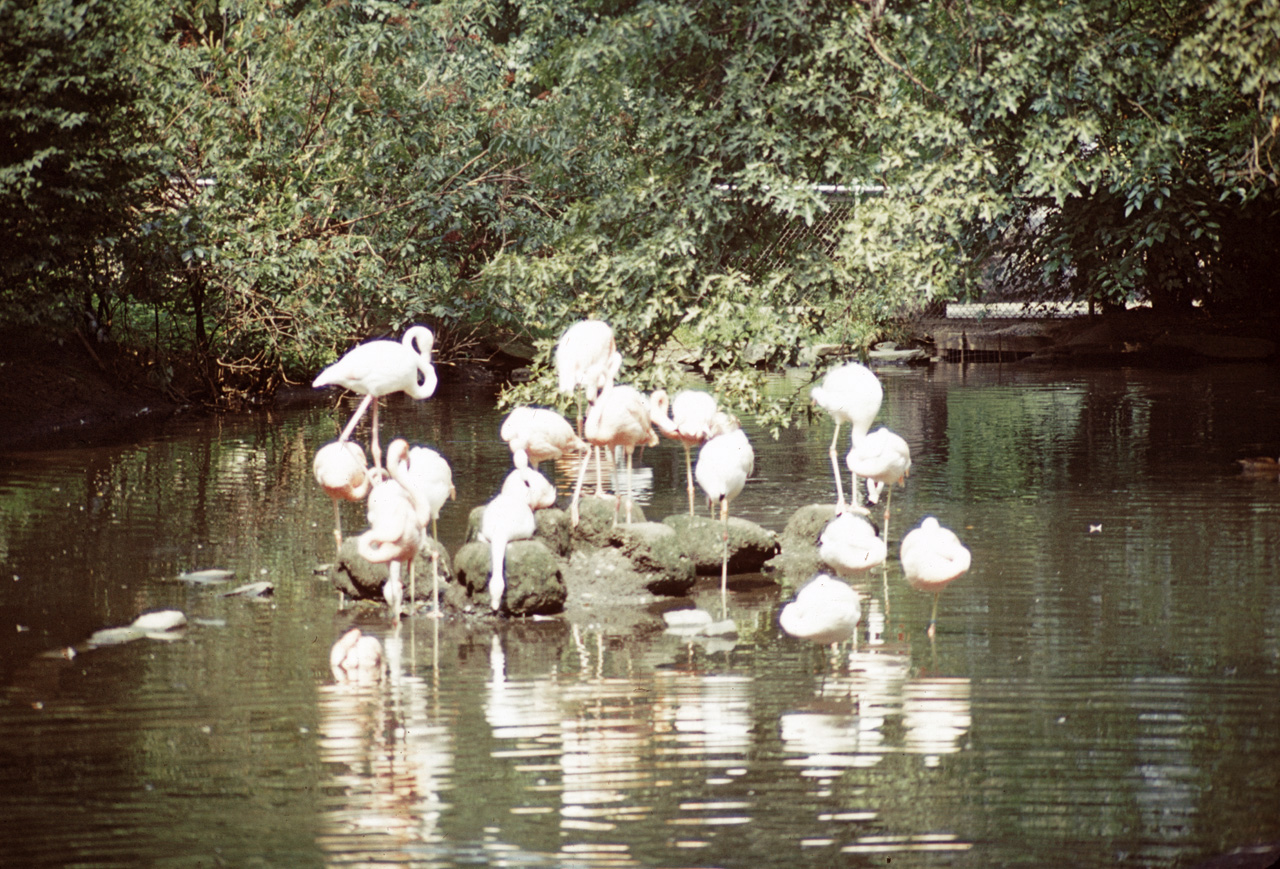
[
  {"x1": 357, "y1": 471, "x2": 424, "y2": 621},
  {"x1": 900, "y1": 516, "x2": 971, "y2": 638},
  {"x1": 695, "y1": 414, "x2": 754, "y2": 611},
  {"x1": 386, "y1": 438, "x2": 454, "y2": 616},
  {"x1": 811, "y1": 362, "x2": 882, "y2": 513},
  {"x1": 650, "y1": 389, "x2": 719, "y2": 517},
  {"x1": 556, "y1": 319, "x2": 623, "y2": 493},
  {"x1": 312, "y1": 325, "x2": 437, "y2": 468},
  {"x1": 312, "y1": 440, "x2": 371, "y2": 556},
  {"x1": 569, "y1": 381, "x2": 658, "y2": 526},
  {"x1": 846, "y1": 426, "x2": 911, "y2": 544}
]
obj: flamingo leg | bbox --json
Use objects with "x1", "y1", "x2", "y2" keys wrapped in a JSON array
[
  {"x1": 828, "y1": 423, "x2": 846, "y2": 511},
  {"x1": 370, "y1": 401, "x2": 382, "y2": 470},
  {"x1": 569, "y1": 447, "x2": 594, "y2": 526},
  {"x1": 332, "y1": 499, "x2": 343, "y2": 555},
  {"x1": 338, "y1": 393, "x2": 374, "y2": 443},
  {"x1": 623, "y1": 448, "x2": 635, "y2": 524},
  {"x1": 719, "y1": 497, "x2": 730, "y2": 614},
  {"x1": 928, "y1": 592, "x2": 939, "y2": 638},
  {"x1": 683, "y1": 444, "x2": 695, "y2": 517},
  {"x1": 429, "y1": 517, "x2": 441, "y2": 618}
]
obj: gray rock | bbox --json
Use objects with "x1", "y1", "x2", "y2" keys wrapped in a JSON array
[
  {"x1": 662, "y1": 514, "x2": 780, "y2": 575},
  {"x1": 331, "y1": 536, "x2": 455, "y2": 603},
  {"x1": 454, "y1": 538, "x2": 567, "y2": 616}
]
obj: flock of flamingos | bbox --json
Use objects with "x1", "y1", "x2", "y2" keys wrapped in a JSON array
[{"x1": 313, "y1": 320, "x2": 971, "y2": 683}]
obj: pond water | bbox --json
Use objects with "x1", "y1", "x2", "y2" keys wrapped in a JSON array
[{"x1": 1, "y1": 361, "x2": 1278, "y2": 868}]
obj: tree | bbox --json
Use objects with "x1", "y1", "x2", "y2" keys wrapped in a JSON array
[{"x1": 0, "y1": 0, "x2": 155, "y2": 337}]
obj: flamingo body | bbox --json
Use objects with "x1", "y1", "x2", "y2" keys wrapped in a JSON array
[
  {"x1": 501, "y1": 406, "x2": 586, "y2": 469},
  {"x1": 818, "y1": 512, "x2": 887, "y2": 576},
  {"x1": 556, "y1": 320, "x2": 622, "y2": 405},
  {"x1": 651, "y1": 389, "x2": 720, "y2": 516},
  {"x1": 570, "y1": 383, "x2": 658, "y2": 525},
  {"x1": 480, "y1": 492, "x2": 538, "y2": 613},
  {"x1": 900, "y1": 516, "x2": 971, "y2": 637},
  {"x1": 312, "y1": 326, "x2": 437, "y2": 464},
  {"x1": 811, "y1": 362, "x2": 883, "y2": 511},
  {"x1": 357, "y1": 474, "x2": 423, "y2": 619},
  {"x1": 386, "y1": 438, "x2": 454, "y2": 614},
  {"x1": 779, "y1": 574, "x2": 862, "y2": 645},
  {"x1": 695, "y1": 422, "x2": 754, "y2": 604},
  {"x1": 846, "y1": 427, "x2": 911, "y2": 504},
  {"x1": 313, "y1": 440, "x2": 371, "y2": 551}
]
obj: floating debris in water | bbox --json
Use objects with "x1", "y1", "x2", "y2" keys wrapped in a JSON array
[
  {"x1": 220, "y1": 581, "x2": 274, "y2": 599},
  {"x1": 177, "y1": 568, "x2": 235, "y2": 584}
]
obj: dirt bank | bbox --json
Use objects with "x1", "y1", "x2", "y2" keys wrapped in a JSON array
[{"x1": 0, "y1": 334, "x2": 180, "y2": 452}]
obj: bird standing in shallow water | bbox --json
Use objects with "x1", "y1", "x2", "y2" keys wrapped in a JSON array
[
  {"x1": 811, "y1": 362, "x2": 883, "y2": 513},
  {"x1": 695, "y1": 414, "x2": 754, "y2": 611},
  {"x1": 312, "y1": 325, "x2": 437, "y2": 468},
  {"x1": 650, "y1": 388, "x2": 719, "y2": 517},
  {"x1": 779, "y1": 574, "x2": 861, "y2": 646},
  {"x1": 845, "y1": 426, "x2": 911, "y2": 544},
  {"x1": 570, "y1": 381, "x2": 658, "y2": 526},
  {"x1": 386, "y1": 439, "x2": 454, "y2": 616},
  {"x1": 900, "y1": 516, "x2": 971, "y2": 638},
  {"x1": 313, "y1": 440, "x2": 371, "y2": 556},
  {"x1": 818, "y1": 512, "x2": 887, "y2": 576}
]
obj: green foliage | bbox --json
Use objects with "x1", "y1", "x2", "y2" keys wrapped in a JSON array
[
  {"x1": 3, "y1": 0, "x2": 1276, "y2": 417},
  {"x1": 0, "y1": 0, "x2": 154, "y2": 334}
]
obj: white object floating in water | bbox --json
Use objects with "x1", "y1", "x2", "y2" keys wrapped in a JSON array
[
  {"x1": 663, "y1": 608, "x2": 714, "y2": 628},
  {"x1": 177, "y1": 568, "x2": 235, "y2": 584},
  {"x1": 131, "y1": 610, "x2": 188, "y2": 632}
]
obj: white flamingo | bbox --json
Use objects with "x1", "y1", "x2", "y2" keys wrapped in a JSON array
[
  {"x1": 779, "y1": 574, "x2": 862, "y2": 646},
  {"x1": 357, "y1": 472, "x2": 423, "y2": 620},
  {"x1": 500, "y1": 406, "x2": 586, "y2": 470},
  {"x1": 818, "y1": 512, "x2": 887, "y2": 576},
  {"x1": 479, "y1": 467, "x2": 546, "y2": 613},
  {"x1": 386, "y1": 438, "x2": 454, "y2": 616},
  {"x1": 312, "y1": 325, "x2": 437, "y2": 468},
  {"x1": 811, "y1": 362, "x2": 882, "y2": 513},
  {"x1": 329, "y1": 628, "x2": 384, "y2": 683},
  {"x1": 845, "y1": 426, "x2": 911, "y2": 542},
  {"x1": 900, "y1": 516, "x2": 971, "y2": 638},
  {"x1": 569, "y1": 381, "x2": 658, "y2": 526},
  {"x1": 695, "y1": 415, "x2": 754, "y2": 609},
  {"x1": 650, "y1": 388, "x2": 719, "y2": 516},
  {"x1": 312, "y1": 440, "x2": 371, "y2": 555}
]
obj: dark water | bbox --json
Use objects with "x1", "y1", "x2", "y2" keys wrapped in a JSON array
[{"x1": 1, "y1": 362, "x2": 1278, "y2": 867}]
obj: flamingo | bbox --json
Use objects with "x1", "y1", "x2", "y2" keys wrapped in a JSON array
[
  {"x1": 811, "y1": 362, "x2": 882, "y2": 513},
  {"x1": 650, "y1": 388, "x2": 719, "y2": 516},
  {"x1": 695, "y1": 415, "x2": 754, "y2": 609},
  {"x1": 500, "y1": 406, "x2": 586, "y2": 470},
  {"x1": 556, "y1": 319, "x2": 622, "y2": 417},
  {"x1": 357, "y1": 472, "x2": 424, "y2": 620},
  {"x1": 312, "y1": 440, "x2": 371, "y2": 555},
  {"x1": 779, "y1": 574, "x2": 862, "y2": 646},
  {"x1": 507, "y1": 451, "x2": 558, "y2": 510},
  {"x1": 386, "y1": 438, "x2": 454, "y2": 616},
  {"x1": 312, "y1": 325, "x2": 437, "y2": 468},
  {"x1": 569, "y1": 381, "x2": 658, "y2": 526},
  {"x1": 329, "y1": 628, "x2": 384, "y2": 684},
  {"x1": 818, "y1": 512, "x2": 887, "y2": 576},
  {"x1": 899, "y1": 516, "x2": 971, "y2": 638},
  {"x1": 479, "y1": 466, "x2": 546, "y2": 613},
  {"x1": 845, "y1": 426, "x2": 911, "y2": 543}
]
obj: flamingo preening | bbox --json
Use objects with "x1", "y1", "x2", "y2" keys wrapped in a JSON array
[{"x1": 900, "y1": 516, "x2": 971, "y2": 638}]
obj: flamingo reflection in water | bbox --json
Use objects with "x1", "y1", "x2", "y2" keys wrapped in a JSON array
[{"x1": 318, "y1": 626, "x2": 452, "y2": 861}]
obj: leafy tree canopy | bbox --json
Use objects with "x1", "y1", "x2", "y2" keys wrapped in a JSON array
[{"x1": 2, "y1": 0, "x2": 1276, "y2": 419}]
